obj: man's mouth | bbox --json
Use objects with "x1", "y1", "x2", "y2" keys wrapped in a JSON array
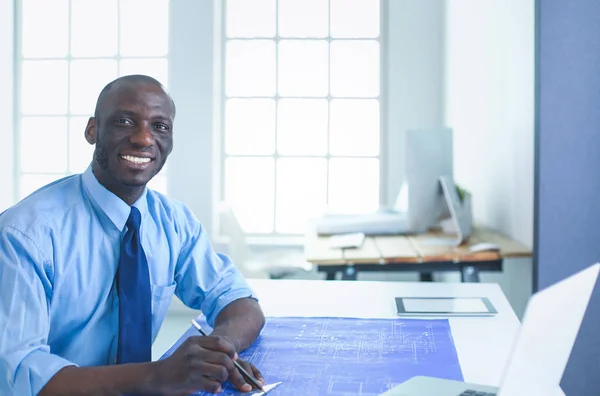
[{"x1": 120, "y1": 155, "x2": 152, "y2": 164}]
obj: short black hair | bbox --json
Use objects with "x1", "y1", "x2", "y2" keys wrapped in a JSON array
[{"x1": 93, "y1": 74, "x2": 176, "y2": 120}]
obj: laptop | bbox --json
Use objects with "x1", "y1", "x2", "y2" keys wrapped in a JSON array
[{"x1": 380, "y1": 263, "x2": 600, "y2": 396}]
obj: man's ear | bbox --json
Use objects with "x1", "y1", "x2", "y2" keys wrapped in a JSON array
[{"x1": 85, "y1": 117, "x2": 97, "y2": 145}]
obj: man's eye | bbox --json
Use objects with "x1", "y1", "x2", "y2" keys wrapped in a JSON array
[
  {"x1": 154, "y1": 123, "x2": 170, "y2": 131},
  {"x1": 115, "y1": 118, "x2": 133, "y2": 125}
]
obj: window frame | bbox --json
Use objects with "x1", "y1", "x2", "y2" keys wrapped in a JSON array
[
  {"x1": 217, "y1": 0, "x2": 387, "y2": 239},
  {"x1": 13, "y1": 0, "x2": 171, "y2": 202}
]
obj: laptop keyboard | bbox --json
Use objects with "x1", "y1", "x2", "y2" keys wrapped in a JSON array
[{"x1": 459, "y1": 391, "x2": 497, "y2": 396}]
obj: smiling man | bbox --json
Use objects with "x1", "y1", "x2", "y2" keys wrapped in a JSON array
[{"x1": 0, "y1": 75, "x2": 265, "y2": 396}]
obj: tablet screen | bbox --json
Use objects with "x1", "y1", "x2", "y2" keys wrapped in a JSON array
[
  {"x1": 403, "y1": 298, "x2": 487, "y2": 313},
  {"x1": 395, "y1": 297, "x2": 496, "y2": 315}
]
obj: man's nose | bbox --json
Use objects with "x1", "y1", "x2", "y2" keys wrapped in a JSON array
[{"x1": 130, "y1": 123, "x2": 155, "y2": 147}]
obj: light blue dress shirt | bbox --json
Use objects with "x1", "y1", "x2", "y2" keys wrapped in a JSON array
[{"x1": 0, "y1": 166, "x2": 256, "y2": 395}]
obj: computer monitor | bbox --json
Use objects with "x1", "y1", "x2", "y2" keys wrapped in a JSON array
[
  {"x1": 316, "y1": 128, "x2": 456, "y2": 236},
  {"x1": 395, "y1": 128, "x2": 454, "y2": 233}
]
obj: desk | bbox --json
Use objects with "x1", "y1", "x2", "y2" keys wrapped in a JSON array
[
  {"x1": 246, "y1": 278, "x2": 564, "y2": 396},
  {"x1": 304, "y1": 226, "x2": 532, "y2": 282}
]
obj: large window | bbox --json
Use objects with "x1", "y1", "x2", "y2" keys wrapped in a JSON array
[
  {"x1": 17, "y1": 0, "x2": 169, "y2": 200},
  {"x1": 221, "y1": 0, "x2": 382, "y2": 235}
]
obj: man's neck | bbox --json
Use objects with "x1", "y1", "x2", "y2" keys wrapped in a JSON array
[{"x1": 92, "y1": 165, "x2": 144, "y2": 206}]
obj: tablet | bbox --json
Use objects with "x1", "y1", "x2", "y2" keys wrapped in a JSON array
[{"x1": 395, "y1": 297, "x2": 497, "y2": 316}]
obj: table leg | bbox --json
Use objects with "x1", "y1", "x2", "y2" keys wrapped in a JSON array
[
  {"x1": 461, "y1": 265, "x2": 480, "y2": 282},
  {"x1": 420, "y1": 273, "x2": 433, "y2": 282},
  {"x1": 325, "y1": 270, "x2": 337, "y2": 281},
  {"x1": 341, "y1": 266, "x2": 358, "y2": 281}
]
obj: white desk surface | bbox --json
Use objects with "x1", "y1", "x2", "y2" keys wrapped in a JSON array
[{"x1": 245, "y1": 279, "x2": 565, "y2": 396}]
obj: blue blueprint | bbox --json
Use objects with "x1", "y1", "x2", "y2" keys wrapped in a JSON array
[{"x1": 160, "y1": 317, "x2": 463, "y2": 396}]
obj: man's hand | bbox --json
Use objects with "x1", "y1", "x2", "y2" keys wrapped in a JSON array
[
  {"x1": 38, "y1": 299, "x2": 265, "y2": 396},
  {"x1": 151, "y1": 335, "x2": 264, "y2": 395},
  {"x1": 152, "y1": 335, "x2": 235, "y2": 394},
  {"x1": 229, "y1": 357, "x2": 265, "y2": 393}
]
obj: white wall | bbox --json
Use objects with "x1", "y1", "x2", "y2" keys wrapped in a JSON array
[
  {"x1": 0, "y1": 0, "x2": 14, "y2": 212},
  {"x1": 384, "y1": 0, "x2": 446, "y2": 206},
  {"x1": 444, "y1": 0, "x2": 535, "y2": 318},
  {"x1": 167, "y1": 0, "x2": 220, "y2": 235}
]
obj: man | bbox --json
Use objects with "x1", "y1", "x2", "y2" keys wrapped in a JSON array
[{"x1": 0, "y1": 75, "x2": 265, "y2": 395}]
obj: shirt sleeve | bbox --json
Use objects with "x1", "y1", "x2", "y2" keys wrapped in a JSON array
[
  {"x1": 0, "y1": 226, "x2": 76, "y2": 395},
  {"x1": 173, "y1": 205, "x2": 257, "y2": 328}
]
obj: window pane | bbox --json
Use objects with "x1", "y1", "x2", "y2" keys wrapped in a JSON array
[
  {"x1": 330, "y1": 99, "x2": 379, "y2": 156},
  {"x1": 226, "y1": 0, "x2": 275, "y2": 38},
  {"x1": 22, "y1": 0, "x2": 69, "y2": 58},
  {"x1": 20, "y1": 174, "x2": 66, "y2": 200},
  {"x1": 276, "y1": 158, "x2": 327, "y2": 233},
  {"x1": 70, "y1": 59, "x2": 118, "y2": 115},
  {"x1": 330, "y1": 40, "x2": 379, "y2": 97},
  {"x1": 120, "y1": 0, "x2": 169, "y2": 56},
  {"x1": 331, "y1": 0, "x2": 380, "y2": 38},
  {"x1": 225, "y1": 99, "x2": 275, "y2": 155},
  {"x1": 71, "y1": 0, "x2": 118, "y2": 57},
  {"x1": 119, "y1": 58, "x2": 169, "y2": 87},
  {"x1": 226, "y1": 40, "x2": 276, "y2": 97},
  {"x1": 69, "y1": 116, "x2": 94, "y2": 173},
  {"x1": 277, "y1": 99, "x2": 327, "y2": 155},
  {"x1": 225, "y1": 157, "x2": 274, "y2": 233},
  {"x1": 278, "y1": 40, "x2": 328, "y2": 97},
  {"x1": 329, "y1": 158, "x2": 379, "y2": 214},
  {"x1": 278, "y1": 0, "x2": 328, "y2": 38},
  {"x1": 20, "y1": 117, "x2": 68, "y2": 173},
  {"x1": 21, "y1": 61, "x2": 68, "y2": 115},
  {"x1": 147, "y1": 173, "x2": 168, "y2": 195}
]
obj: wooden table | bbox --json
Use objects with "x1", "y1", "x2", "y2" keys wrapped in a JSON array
[{"x1": 304, "y1": 226, "x2": 531, "y2": 282}]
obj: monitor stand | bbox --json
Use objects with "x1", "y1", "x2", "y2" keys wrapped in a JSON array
[{"x1": 437, "y1": 175, "x2": 472, "y2": 246}]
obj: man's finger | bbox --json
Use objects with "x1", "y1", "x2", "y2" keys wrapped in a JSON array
[
  {"x1": 238, "y1": 360, "x2": 263, "y2": 389},
  {"x1": 249, "y1": 362, "x2": 265, "y2": 385},
  {"x1": 197, "y1": 349, "x2": 235, "y2": 373},
  {"x1": 239, "y1": 360, "x2": 258, "y2": 383},
  {"x1": 197, "y1": 362, "x2": 229, "y2": 383},
  {"x1": 228, "y1": 365, "x2": 252, "y2": 393},
  {"x1": 192, "y1": 335, "x2": 237, "y2": 359},
  {"x1": 196, "y1": 376, "x2": 223, "y2": 394}
]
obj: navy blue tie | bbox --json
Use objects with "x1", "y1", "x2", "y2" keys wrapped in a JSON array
[{"x1": 117, "y1": 206, "x2": 152, "y2": 364}]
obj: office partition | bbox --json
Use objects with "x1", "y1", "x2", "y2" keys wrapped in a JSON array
[{"x1": 535, "y1": 1, "x2": 600, "y2": 394}]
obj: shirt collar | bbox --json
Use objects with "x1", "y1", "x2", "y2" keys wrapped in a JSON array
[{"x1": 82, "y1": 165, "x2": 149, "y2": 231}]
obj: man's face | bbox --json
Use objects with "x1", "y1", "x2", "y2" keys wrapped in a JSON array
[{"x1": 87, "y1": 82, "x2": 175, "y2": 189}]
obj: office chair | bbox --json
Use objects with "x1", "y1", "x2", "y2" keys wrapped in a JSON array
[{"x1": 216, "y1": 201, "x2": 313, "y2": 280}]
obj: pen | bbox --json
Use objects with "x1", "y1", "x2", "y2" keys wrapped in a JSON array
[{"x1": 190, "y1": 319, "x2": 265, "y2": 392}]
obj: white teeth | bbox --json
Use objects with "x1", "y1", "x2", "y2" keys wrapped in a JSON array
[{"x1": 121, "y1": 155, "x2": 151, "y2": 164}]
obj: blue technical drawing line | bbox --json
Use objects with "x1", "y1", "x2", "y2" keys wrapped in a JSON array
[{"x1": 160, "y1": 317, "x2": 463, "y2": 396}]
